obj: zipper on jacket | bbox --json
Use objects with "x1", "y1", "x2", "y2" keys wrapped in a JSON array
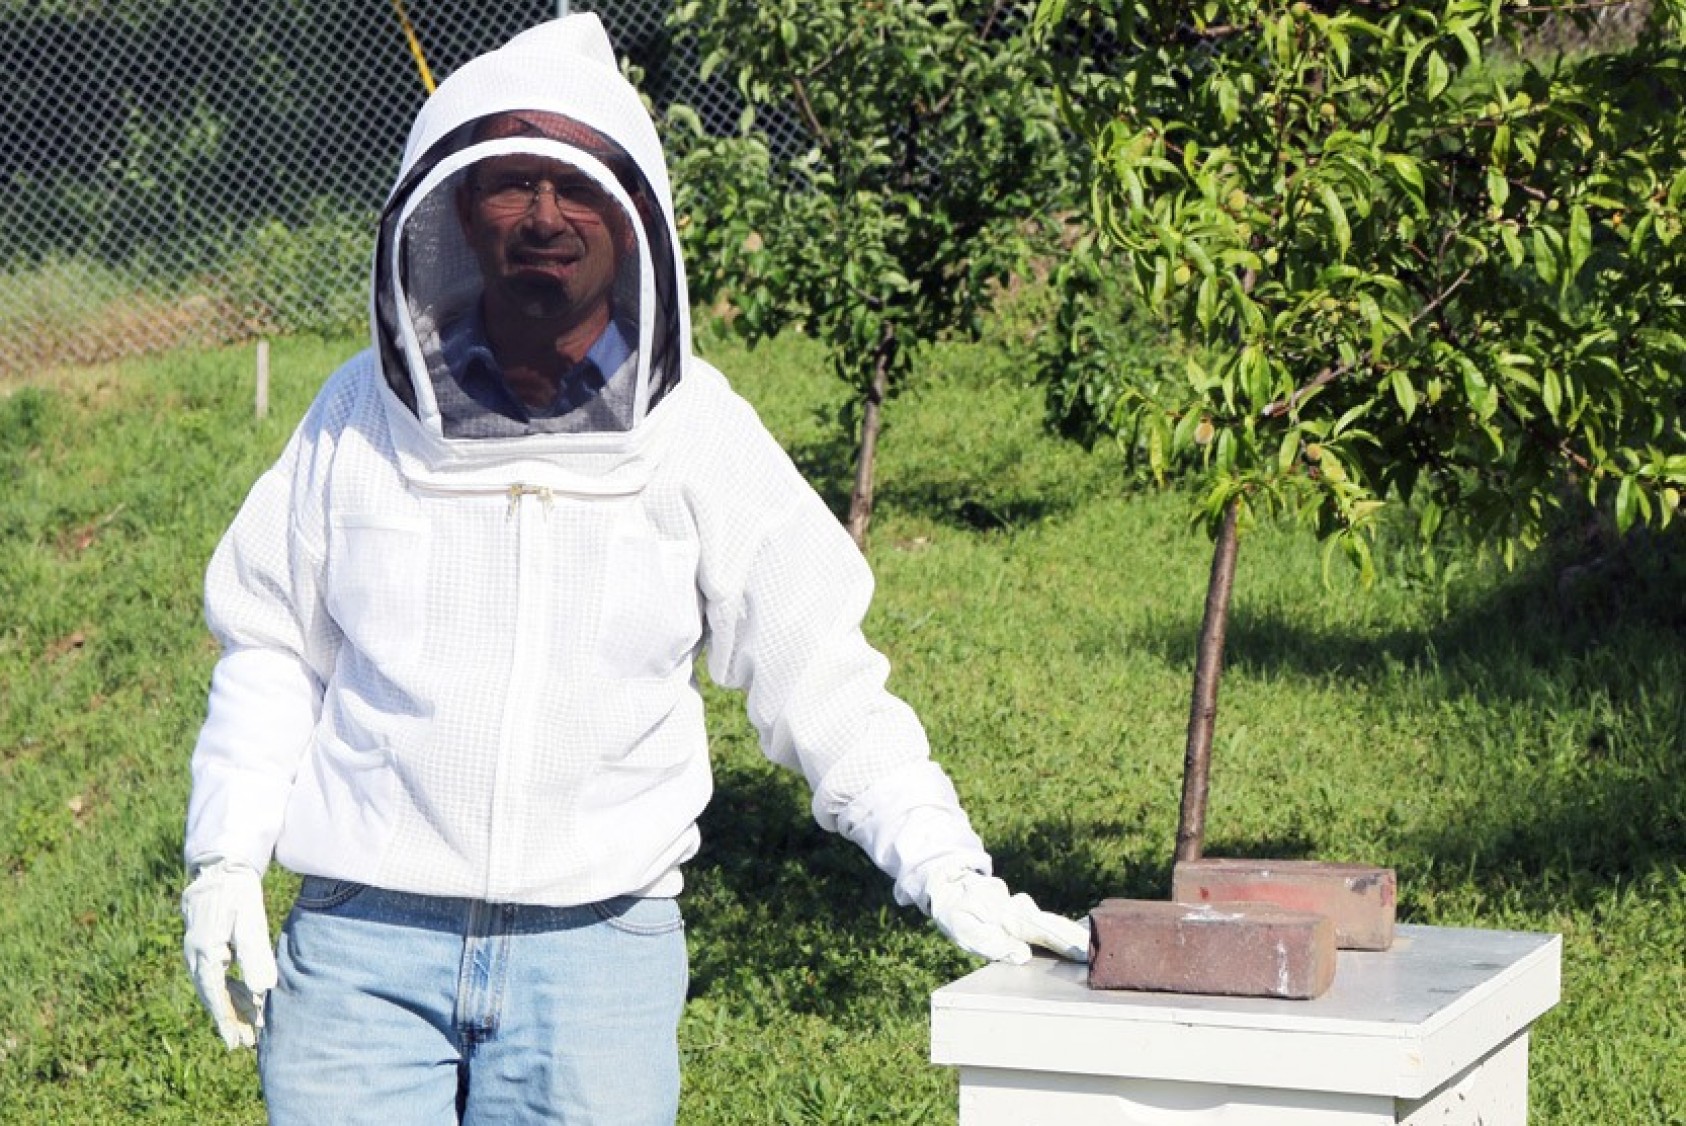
[
  {"x1": 487, "y1": 480, "x2": 551, "y2": 898},
  {"x1": 506, "y1": 484, "x2": 554, "y2": 519}
]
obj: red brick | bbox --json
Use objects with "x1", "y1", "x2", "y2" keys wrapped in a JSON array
[
  {"x1": 1087, "y1": 899, "x2": 1337, "y2": 999},
  {"x1": 1172, "y1": 858, "x2": 1397, "y2": 951}
]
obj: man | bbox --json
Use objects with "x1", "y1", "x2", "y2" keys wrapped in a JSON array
[
  {"x1": 181, "y1": 14, "x2": 1086, "y2": 1124},
  {"x1": 438, "y1": 111, "x2": 648, "y2": 435}
]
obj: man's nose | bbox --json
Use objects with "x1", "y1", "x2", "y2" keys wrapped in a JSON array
[{"x1": 523, "y1": 188, "x2": 570, "y2": 233}]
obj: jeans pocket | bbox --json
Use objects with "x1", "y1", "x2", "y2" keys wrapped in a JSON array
[
  {"x1": 590, "y1": 895, "x2": 684, "y2": 936},
  {"x1": 293, "y1": 876, "x2": 369, "y2": 912}
]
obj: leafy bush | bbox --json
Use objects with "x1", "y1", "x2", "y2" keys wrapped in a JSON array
[
  {"x1": 1034, "y1": 239, "x2": 1183, "y2": 460},
  {"x1": 220, "y1": 200, "x2": 375, "y2": 337},
  {"x1": 668, "y1": 0, "x2": 1076, "y2": 543}
]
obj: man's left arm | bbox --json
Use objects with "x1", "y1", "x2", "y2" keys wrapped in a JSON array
[{"x1": 695, "y1": 435, "x2": 1086, "y2": 964}]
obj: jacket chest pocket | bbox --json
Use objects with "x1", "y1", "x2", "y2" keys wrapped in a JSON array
[
  {"x1": 326, "y1": 512, "x2": 431, "y2": 677},
  {"x1": 595, "y1": 533, "x2": 702, "y2": 681}
]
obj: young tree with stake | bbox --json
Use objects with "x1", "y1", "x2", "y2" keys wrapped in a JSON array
[{"x1": 1035, "y1": 0, "x2": 1686, "y2": 860}]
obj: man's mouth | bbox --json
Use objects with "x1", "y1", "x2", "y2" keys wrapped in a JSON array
[
  {"x1": 510, "y1": 239, "x2": 585, "y2": 269},
  {"x1": 510, "y1": 254, "x2": 577, "y2": 274}
]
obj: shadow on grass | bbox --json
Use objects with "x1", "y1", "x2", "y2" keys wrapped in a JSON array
[
  {"x1": 990, "y1": 819, "x2": 1326, "y2": 908},
  {"x1": 879, "y1": 479, "x2": 1074, "y2": 535},
  {"x1": 988, "y1": 814, "x2": 1169, "y2": 913},
  {"x1": 684, "y1": 759, "x2": 939, "y2": 1020},
  {"x1": 783, "y1": 431, "x2": 1086, "y2": 535},
  {"x1": 685, "y1": 761, "x2": 1121, "y2": 1015}
]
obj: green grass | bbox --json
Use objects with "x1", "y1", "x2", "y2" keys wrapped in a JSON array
[{"x1": 1, "y1": 324, "x2": 1682, "y2": 1123}]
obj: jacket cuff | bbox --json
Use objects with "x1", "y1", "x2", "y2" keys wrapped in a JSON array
[{"x1": 833, "y1": 759, "x2": 992, "y2": 910}]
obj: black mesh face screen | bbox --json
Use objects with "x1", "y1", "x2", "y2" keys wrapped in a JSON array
[{"x1": 375, "y1": 113, "x2": 681, "y2": 437}]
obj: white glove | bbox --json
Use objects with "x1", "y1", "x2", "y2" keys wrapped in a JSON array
[
  {"x1": 181, "y1": 860, "x2": 278, "y2": 1049},
  {"x1": 925, "y1": 863, "x2": 1091, "y2": 965}
]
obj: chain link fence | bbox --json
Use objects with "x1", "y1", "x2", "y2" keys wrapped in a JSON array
[
  {"x1": 0, "y1": 1, "x2": 1656, "y2": 379},
  {"x1": 1524, "y1": 0, "x2": 1654, "y2": 54},
  {"x1": 0, "y1": 0, "x2": 776, "y2": 378}
]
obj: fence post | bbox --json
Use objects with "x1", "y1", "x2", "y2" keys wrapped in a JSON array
[{"x1": 255, "y1": 339, "x2": 270, "y2": 420}]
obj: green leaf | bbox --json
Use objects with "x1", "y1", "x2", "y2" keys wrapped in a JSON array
[
  {"x1": 1492, "y1": 122, "x2": 1511, "y2": 163},
  {"x1": 1425, "y1": 51, "x2": 1450, "y2": 100},
  {"x1": 1185, "y1": 238, "x2": 1216, "y2": 279},
  {"x1": 1402, "y1": 39, "x2": 1427, "y2": 91},
  {"x1": 1542, "y1": 367, "x2": 1562, "y2": 421},
  {"x1": 1215, "y1": 76, "x2": 1239, "y2": 126},
  {"x1": 1486, "y1": 167, "x2": 1509, "y2": 209},
  {"x1": 1229, "y1": 276, "x2": 1266, "y2": 335},
  {"x1": 1031, "y1": 0, "x2": 1070, "y2": 37},
  {"x1": 1357, "y1": 292, "x2": 1386, "y2": 359},
  {"x1": 1500, "y1": 224, "x2": 1525, "y2": 269},
  {"x1": 1186, "y1": 354, "x2": 1214, "y2": 393},
  {"x1": 1215, "y1": 426, "x2": 1237, "y2": 471},
  {"x1": 1532, "y1": 228, "x2": 1559, "y2": 287},
  {"x1": 1196, "y1": 274, "x2": 1218, "y2": 329},
  {"x1": 1567, "y1": 205, "x2": 1592, "y2": 281},
  {"x1": 1340, "y1": 528, "x2": 1377, "y2": 586},
  {"x1": 1240, "y1": 344, "x2": 1273, "y2": 407},
  {"x1": 1332, "y1": 402, "x2": 1371, "y2": 436},
  {"x1": 1318, "y1": 184, "x2": 1351, "y2": 257},
  {"x1": 1669, "y1": 167, "x2": 1686, "y2": 209},
  {"x1": 1452, "y1": 25, "x2": 1482, "y2": 68},
  {"x1": 1173, "y1": 406, "x2": 1202, "y2": 452},
  {"x1": 1418, "y1": 498, "x2": 1444, "y2": 542},
  {"x1": 1391, "y1": 369, "x2": 1419, "y2": 419},
  {"x1": 1615, "y1": 474, "x2": 1638, "y2": 533},
  {"x1": 1385, "y1": 154, "x2": 1427, "y2": 209},
  {"x1": 1278, "y1": 426, "x2": 1301, "y2": 474}
]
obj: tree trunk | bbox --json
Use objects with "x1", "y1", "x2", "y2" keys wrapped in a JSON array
[
  {"x1": 846, "y1": 322, "x2": 896, "y2": 550},
  {"x1": 1175, "y1": 497, "x2": 1241, "y2": 864}
]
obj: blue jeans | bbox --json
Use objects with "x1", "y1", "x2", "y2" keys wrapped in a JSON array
[{"x1": 258, "y1": 878, "x2": 688, "y2": 1125}]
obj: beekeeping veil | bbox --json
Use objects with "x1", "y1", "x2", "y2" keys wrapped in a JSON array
[{"x1": 371, "y1": 15, "x2": 685, "y2": 445}]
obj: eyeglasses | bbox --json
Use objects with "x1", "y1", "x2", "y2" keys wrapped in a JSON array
[{"x1": 472, "y1": 173, "x2": 611, "y2": 220}]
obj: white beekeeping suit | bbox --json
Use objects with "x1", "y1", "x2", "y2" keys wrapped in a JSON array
[{"x1": 181, "y1": 12, "x2": 1085, "y2": 1059}]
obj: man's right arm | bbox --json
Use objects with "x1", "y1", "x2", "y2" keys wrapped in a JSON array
[
  {"x1": 185, "y1": 417, "x2": 338, "y2": 875},
  {"x1": 180, "y1": 401, "x2": 343, "y2": 1048}
]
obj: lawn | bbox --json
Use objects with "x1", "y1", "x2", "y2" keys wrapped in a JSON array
[{"x1": 0, "y1": 323, "x2": 1681, "y2": 1123}]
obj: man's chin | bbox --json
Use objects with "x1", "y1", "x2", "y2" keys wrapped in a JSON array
[{"x1": 503, "y1": 277, "x2": 571, "y2": 319}]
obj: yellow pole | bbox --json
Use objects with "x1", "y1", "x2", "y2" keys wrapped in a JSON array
[{"x1": 390, "y1": 0, "x2": 437, "y2": 94}]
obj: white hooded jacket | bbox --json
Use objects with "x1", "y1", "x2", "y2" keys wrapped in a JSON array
[{"x1": 184, "y1": 15, "x2": 991, "y2": 910}]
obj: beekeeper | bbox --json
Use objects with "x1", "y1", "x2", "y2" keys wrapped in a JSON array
[{"x1": 180, "y1": 14, "x2": 1086, "y2": 1123}]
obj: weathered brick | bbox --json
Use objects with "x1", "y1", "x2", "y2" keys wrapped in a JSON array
[
  {"x1": 1087, "y1": 899, "x2": 1337, "y2": 999},
  {"x1": 1172, "y1": 858, "x2": 1397, "y2": 951}
]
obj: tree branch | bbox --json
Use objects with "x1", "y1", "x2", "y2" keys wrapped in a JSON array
[
  {"x1": 931, "y1": 0, "x2": 1011, "y2": 118},
  {"x1": 781, "y1": 28, "x2": 865, "y2": 149},
  {"x1": 1259, "y1": 264, "x2": 1472, "y2": 420},
  {"x1": 1260, "y1": 359, "x2": 1352, "y2": 419},
  {"x1": 787, "y1": 72, "x2": 830, "y2": 148}
]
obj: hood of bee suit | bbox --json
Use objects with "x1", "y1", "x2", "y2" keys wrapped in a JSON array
[{"x1": 369, "y1": 14, "x2": 691, "y2": 485}]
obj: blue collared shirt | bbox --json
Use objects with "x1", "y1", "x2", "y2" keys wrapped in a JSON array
[{"x1": 439, "y1": 306, "x2": 632, "y2": 424}]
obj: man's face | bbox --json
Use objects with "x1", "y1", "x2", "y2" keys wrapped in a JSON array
[{"x1": 460, "y1": 153, "x2": 628, "y2": 332}]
